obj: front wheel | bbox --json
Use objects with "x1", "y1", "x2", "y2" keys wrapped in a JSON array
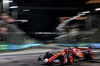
[
  {"x1": 43, "y1": 52, "x2": 49, "y2": 60},
  {"x1": 64, "y1": 54, "x2": 73, "y2": 65},
  {"x1": 38, "y1": 55, "x2": 42, "y2": 61},
  {"x1": 43, "y1": 51, "x2": 53, "y2": 60}
]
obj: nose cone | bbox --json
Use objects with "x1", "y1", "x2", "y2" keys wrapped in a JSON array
[{"x1": 44, "y1": 58, "x2": 49, "y2": 62}]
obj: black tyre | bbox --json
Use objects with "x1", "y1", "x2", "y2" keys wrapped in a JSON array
[
  {"x1": 84, "y1": 50, "x2": 94, "y2": 60},
  {"x1": 64, "y1": 54, "x2": 73, "y2": 65},
  {"x1": 43, "y1": 52, "x2": 49, "y2": 60},
  {"x1": 38, "y1": 55, "x2": 42, "y2": 61}
]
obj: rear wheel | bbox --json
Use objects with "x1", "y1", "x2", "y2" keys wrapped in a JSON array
[{"x1": 84, "y1": 50, "x2": 94, "y2": 60}]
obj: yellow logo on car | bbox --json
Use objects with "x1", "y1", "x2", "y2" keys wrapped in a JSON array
[
  {"x1": 54, "y1": 55, "x2": 57, "y2": 56},
  {"x1": 78, "y1": 54, "x2": 82, "y2": 57}
]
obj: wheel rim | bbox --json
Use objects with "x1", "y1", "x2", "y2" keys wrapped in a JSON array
[
  {"x1": 69, "y1": 56, "x2": 73, "y2": 62},
  {"x1": 64, "y1": 58, "x2": 68, "y2": 63}
]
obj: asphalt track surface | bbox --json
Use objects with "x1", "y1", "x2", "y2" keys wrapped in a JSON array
[{"x1": 0, "y1": 45, "x2": 100, "y2": 66}]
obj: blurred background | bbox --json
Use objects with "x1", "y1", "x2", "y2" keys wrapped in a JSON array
[
  {"x1": 0, "y1": 1, "x2": 100, "y2": 66},
  {"x1": 0, "y1": 0, "x2": 100, "y2": 44}
]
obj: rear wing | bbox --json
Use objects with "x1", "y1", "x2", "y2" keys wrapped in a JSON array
[{"x1": 77, "y1": 47, "x2": 90, "y2": 50}]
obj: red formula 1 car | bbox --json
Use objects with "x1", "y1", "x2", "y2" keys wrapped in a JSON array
[{"x1": 38, "y1": 47, "x2": 94, "y2": 64}]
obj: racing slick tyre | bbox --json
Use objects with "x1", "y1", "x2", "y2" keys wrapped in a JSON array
[
  {"x1": 43, "y1": 51, "x2": 53, "y2": 60},
  {"x1": 64, "y1": 54, "x2": 73, "y2": 65},
  {"x1": 43, "y1": 52, "x2": 49, "y2": 60},
  {"x1": 38, "y1": 55, "x2": 42, "y2": 61},
  {"x1": 84, "y1": 50, "x2": 94, "y2": 60},
  {"x1": 42, "y1": 52, "x2": 50, "y2": 64}
]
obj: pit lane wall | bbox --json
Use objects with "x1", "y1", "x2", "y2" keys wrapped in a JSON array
[{"x1": 0, "y1": 43, "x2": 100, "y2": 51}]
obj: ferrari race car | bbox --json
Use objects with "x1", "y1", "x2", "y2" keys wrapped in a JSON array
[{"x1": 38, "y1": 47, "x2": 94, "y2": 64}]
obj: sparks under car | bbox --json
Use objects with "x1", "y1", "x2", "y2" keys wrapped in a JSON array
[{"x1": 38, "y1": 47, "x2": 94, "y2": 64}]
